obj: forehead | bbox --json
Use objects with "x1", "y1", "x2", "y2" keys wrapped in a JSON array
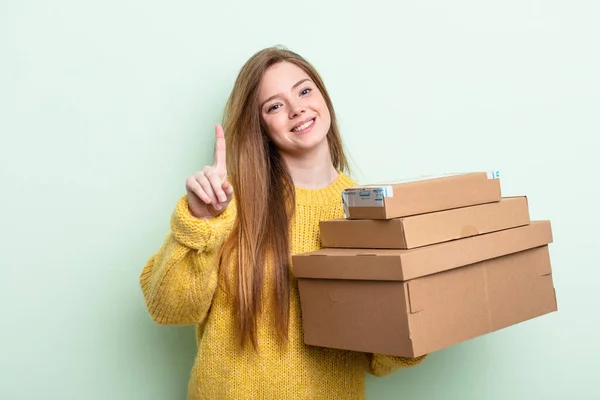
[{"x1": 258, "y1": 61, "x2": 311, "y2": 100}]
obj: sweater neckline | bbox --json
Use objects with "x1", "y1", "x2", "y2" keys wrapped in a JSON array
[{"x1": 294, "y1": 172, "x2": 356, "y2": 206}]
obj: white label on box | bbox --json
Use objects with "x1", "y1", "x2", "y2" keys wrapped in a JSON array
[
  {"x1": 343, "y1": 186, "x2": 394, "y2": 206},
  {"x1": 342, "y1": 186, "x2": 394, "y2": 217},
  {"x1": 487, "y1": 170, "x2": 500, "y2": 179}
]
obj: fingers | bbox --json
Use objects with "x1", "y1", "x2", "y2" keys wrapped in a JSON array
[
  {"x1": 206, "y1": 168, "x2": 228, "y2": 203},
  {"x1": 222, "y1": 179, "x2": 234, "y2": 201},
  {"x1": 195, "y1": 172, "x2": 222, "y2": 210},
  {"x1": 186, "y1": 175, "x2": 212, "y2": 204},
  {"x1": 213, "y1": 124, "x2": 227, "y2": 174},
  {"x1": 187, "y1": 167, "x2": 233, "y2": 211},
  {"x1": 185, "y1": 124, "x2": 230, "y2": 216}
]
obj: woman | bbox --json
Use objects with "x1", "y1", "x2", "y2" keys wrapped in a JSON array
[{"x1": 140, "y1": 46, "x2": 426, "y2": 400}]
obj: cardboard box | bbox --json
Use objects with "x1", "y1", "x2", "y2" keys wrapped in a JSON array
[
  {"x1": 342, "y1": 171, "x2": 501, "y2": 219},
  {"x1": 321, "y1": 196, "x2": 530, "y2": 249},
  {"x1": 293, "y1": 221, "x2": 556, "y2": 358}
]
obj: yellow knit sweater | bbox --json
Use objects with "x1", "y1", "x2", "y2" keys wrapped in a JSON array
[{"x1": 140, "y1": 173, "x2": 426, "y2": 400}]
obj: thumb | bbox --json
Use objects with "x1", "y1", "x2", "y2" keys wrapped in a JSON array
[{"x1": 222, "y1": 179, "x2": 234, "y2": 200}]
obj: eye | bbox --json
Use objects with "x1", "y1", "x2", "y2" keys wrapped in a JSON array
[
  {"x1": 300, "y1": 87, "x2": 312, "y2": 96},
  {"x1": 267, "y1": 104, "x2": 281, "y2": 113}
]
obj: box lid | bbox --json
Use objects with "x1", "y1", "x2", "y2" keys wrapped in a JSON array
[
  {"x1": 320, "y1": 196, "x2": 530, "y2": 249},
  {"x1": 293, "y1": 221, "x2": 552, "y2": 281},
  {"x1": 341, "y1": 171, "x2": 502, "y2": 219}
]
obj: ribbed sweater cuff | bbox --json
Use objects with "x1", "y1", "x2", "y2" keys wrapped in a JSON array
[{"x1": 170, "y1": 195, "x2": 236, "y2": 251}]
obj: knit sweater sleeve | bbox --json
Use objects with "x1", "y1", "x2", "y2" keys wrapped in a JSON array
[
  {"x1": 367, "y1": 353, "x2": 429, "y2": 377},
  {"x1": 139, "y1": 195, "x2": 236, "y2": 325}
]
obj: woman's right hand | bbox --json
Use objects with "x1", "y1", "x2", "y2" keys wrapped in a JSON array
[{"x1": 185, "y1": 124, "x2": 234, "y2": 218}]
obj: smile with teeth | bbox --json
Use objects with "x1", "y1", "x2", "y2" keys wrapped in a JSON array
[{"x1": 292, "y1": 118, "x2": 315, "y2": 132}]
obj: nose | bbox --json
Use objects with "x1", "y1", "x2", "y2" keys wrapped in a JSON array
[{"x1": 288, "y1": 99, "x2": 305, "y2": 119}]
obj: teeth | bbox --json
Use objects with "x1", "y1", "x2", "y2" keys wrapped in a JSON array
[{"x1": 293, "y1": 119, "x2": 314, "y2": 132}]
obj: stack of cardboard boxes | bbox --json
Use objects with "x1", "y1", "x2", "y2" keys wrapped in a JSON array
[{"x1": 292, "y1": 172, "x2": 557, "y2": 358}]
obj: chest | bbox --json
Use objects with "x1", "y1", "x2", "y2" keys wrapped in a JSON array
[{"x1": 290, "y1": 202, "x2": 345, "y2": 256}]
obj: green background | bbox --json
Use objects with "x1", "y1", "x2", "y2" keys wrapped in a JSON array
[{"x1": 2, "y1": 0, "x2": 597, "y2": 398}]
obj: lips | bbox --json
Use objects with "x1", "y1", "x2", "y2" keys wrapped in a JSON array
[{"x1": 291, "y1": 118, "x2": 316, "y2": 133}]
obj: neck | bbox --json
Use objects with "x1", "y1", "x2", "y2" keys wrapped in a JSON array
[{"x1": 280, "y1": 141, "x2": 338, "y2": 189}]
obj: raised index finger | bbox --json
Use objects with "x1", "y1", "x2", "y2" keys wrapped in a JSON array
[{"x1": 214, "y1": 124, "x2": 227, "y2": 173}]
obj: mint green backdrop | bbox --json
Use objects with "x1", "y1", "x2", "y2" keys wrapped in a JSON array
[{"x1": 2, "y1": 1, "x2": 597, "y2": 398}]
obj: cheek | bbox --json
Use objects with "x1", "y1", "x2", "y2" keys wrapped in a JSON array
[
  {"x1": 263, "y1": 114, "x2": 288, "y2": 141},
  {"x1": 314, "y1": 95, "x2": 331, "y2": 122},
  {"x1": 319, "y1": 102, "x2": 332, "y2": 129},
  {"x1": 322, "y1": 106, "x2": 331, "y2": 122}
]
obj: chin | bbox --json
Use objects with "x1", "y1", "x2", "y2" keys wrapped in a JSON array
[{"x1": 292, "y1": 130, "x2": 329, "y2": 153}]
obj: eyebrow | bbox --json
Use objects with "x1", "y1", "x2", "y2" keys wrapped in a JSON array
[{"x1": 260, "y1": 78, "x2": 312, "y2": 109}]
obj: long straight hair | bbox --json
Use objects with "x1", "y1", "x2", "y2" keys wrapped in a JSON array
[{"x1": 220, "y1": 47, "x2": 349, "y2": 350}]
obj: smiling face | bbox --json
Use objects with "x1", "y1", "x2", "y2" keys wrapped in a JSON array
[{"x1": 258, "y1": 61, "x2": 332, "y2": 157}]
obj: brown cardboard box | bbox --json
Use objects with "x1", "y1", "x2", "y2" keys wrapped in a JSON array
[
  {"x1": 342, "y1": 171, "x2": 501, "y2": 219},
  {"x1": 321, "y1": 196, "x2": 530, "y2": 249},
  {"x1": 293, "y1": 221, "x2": 556, "y2": 358}
]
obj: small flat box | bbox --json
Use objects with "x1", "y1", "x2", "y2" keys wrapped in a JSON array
[
  {"x1": 321, "y1": 196, "x2": 529, "y2": 249},
  {"x1": 342, "y1": 171, "x2": 502, "y2": 220}
]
